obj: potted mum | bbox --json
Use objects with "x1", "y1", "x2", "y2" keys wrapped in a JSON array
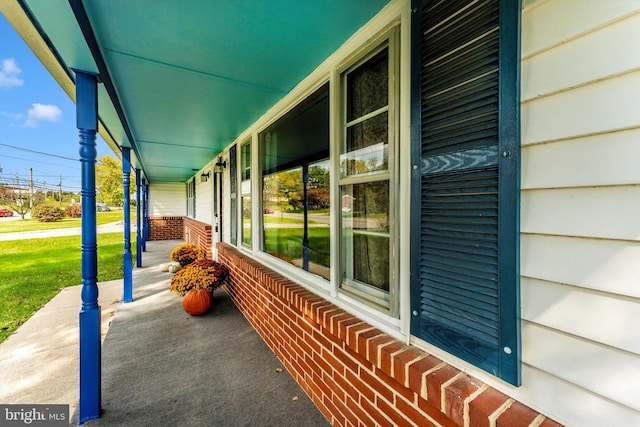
[
  {"x1": 160, "y1": 243, "x2": 206, "y2": 273},
  {"x1": 169, "y1": 259, "x2": 229, "y2": 315},
  {"x1": 169, "y1": 243, "x2": 206, "y2": 266}
]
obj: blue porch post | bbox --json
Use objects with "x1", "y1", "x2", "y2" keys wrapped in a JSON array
[
  {"x1": 122, "y1": 147, "x2": 132, "y2": 302},
  {"x1": 135, "y1": 169, "x2": 142, "y2": 267},
  {"x1": 142, "y1": 180, "x2": 148, "y2": 251},
  {"x1": 75, "y1": 70, "x2": 101, "y2": 424}
]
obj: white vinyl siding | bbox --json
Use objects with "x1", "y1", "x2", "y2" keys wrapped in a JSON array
[
  {"x1": 148, "y1": 182, "x2": 186, "y2": 217},
  {"x1": 516, "y1": 0, "x2": 640, "y2": 425},
  {"x1": 195, "y1": 171, "x2": 213, "y2": 224}
]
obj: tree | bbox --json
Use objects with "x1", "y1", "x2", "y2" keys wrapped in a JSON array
[
  {"x1": 96, "y1": 154, "x2": 127, "y2": 207},
  {"x1": 0, "y1": 177, "x2": 32, "y2": 219}
]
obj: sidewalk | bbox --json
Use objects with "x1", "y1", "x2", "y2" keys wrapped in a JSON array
[
  {"x1": 0, "y1": 221, "x2": 136, "y2": 241},
  {"x1": 0, "y1": 240, "x2": 328, "y2": 426},
  {"x1": 0, "y1": 281, "x2": 122, "y2": 419}
]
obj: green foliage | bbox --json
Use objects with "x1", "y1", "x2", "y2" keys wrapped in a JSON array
[
  {"x1": 96, "y1": 154, "x2": 128, "y2": 207},
  {"x1": 65, "y1": 204, "x2": 82, "y2": 218},
  {"x1": 31, "y1": 203, "x2": 65, "y2": 222}
]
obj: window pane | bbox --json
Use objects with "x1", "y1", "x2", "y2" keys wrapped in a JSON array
[
  {"x1": 347, "y1": 47, "x2": 388, "y2": 121},
  {"x1": 260, "y1": 83, "x2": 331, "y2": 280},
  {"x1": 263, "y1": 167, "x2": 304, "y2": 262},
  {"x1": 262, "y1": 84, "x2": 329, "y2": 175},
  {"x1": 262, "y1": 165, "x2": 330, "y2": 280},
  {"x1": 342, "y1": 111, "x2": 388, "y2": 176},
  {"x1": 242, "y1": 195, "x2": 251, "y2": 246},
  {"x1": 341, "y1": 180, "x2": 390, "y2": 293},
  {"x1": 230, "y1": 196, "x2": 237, "y2": 245},
  {"x1": 306, "y1": 161, "x2": 331, "y2": 279},
  {"x1": 241, "y1": 143, "x2": 251, "y2": 181}
]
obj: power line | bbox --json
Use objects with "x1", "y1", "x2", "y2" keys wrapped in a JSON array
[
  {"x1": 0, "y1": 143, "x2": 77, "y2": 161},
  {"x1": 0, "y1": 154, "x2": 79, "y2": 170}
]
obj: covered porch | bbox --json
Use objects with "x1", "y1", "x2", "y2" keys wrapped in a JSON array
[{"x1": 0, "y1": 240, "x2": 328, "y2": 426}]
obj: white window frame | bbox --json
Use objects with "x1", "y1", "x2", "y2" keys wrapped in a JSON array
[
  {"x1": 336, "y1": 27, "x2": 400, "y2": 317},
  {"x1": 230, "y1": 5, "x2": 409, "y2": 336},
  {"x1": 240, "y1": 139, "x2": 252, "y2": 248}
]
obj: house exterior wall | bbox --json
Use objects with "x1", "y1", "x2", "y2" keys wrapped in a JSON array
[
  {"x1": 148, "y1": 182, "x2": 187, "y2": 241},
  {"x1": 219, "y1": 243, "x2": 560, "y2": 427},
  {"x1": 183, "y1": 217, "x2": 213, "y2": 259},
  {"x1": 516, "y1": 0, "x2": 640, "y2": 425},
  {"x1": 148, "y1": 182, "x2": 186, "y2": 217},
  {"x1": 148, "y1": 216, "x2": 183, "y2": 241},
  {"x1": 152, "y1": 1, "x2": 640, "y2": 425},
  {"x1": 194, "y1": 168, "x2": 213, "y2": 224}
]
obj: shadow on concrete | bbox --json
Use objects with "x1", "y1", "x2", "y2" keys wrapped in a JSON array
[{"x1": 74, "y1": 240, "x2": 329, "y2": 426}]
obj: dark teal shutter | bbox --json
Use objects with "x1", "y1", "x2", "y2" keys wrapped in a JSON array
[
  {"x1": 410, "y1": 0, "x2": 521, "y2": 385},
  {"x1": 229, "y1": 144, "x2": 237, "y2": 246}
]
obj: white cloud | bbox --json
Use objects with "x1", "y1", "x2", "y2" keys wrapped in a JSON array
[
  {"x1": 0, "y1": 58, "x2": 24, "y2": 89},
  {"x1": 24, "y1": 103, "x2": 62, "y2": 127},
  {"x1": 1, "y1": 111, "x2": 23, "y2": 120}
]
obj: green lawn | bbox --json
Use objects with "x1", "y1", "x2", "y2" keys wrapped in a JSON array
[
  {"x1": 0, "y1": 210, "x2": 133, "y2": 233},
  {"x1": 264, "y1": 227, "x2": 330, "y2": 267},
  {"x1": 0, "y1": 232, "x2": 134, "y2": 343}
]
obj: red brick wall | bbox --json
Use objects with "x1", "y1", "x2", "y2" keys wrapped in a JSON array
[
  {"x1": 183, "y1": 217, "x2": 213, "y2": 259},
  {"x1": 218, "y1": 243, "x2": 562, "y2": 427},
  {"x1": 148, "y1": 216, "x2": 183, "y2": 240}
]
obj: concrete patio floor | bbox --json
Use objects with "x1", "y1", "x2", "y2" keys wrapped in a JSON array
[{"x1": 0, "y1": 239, "x2": 328, "y2": 426}]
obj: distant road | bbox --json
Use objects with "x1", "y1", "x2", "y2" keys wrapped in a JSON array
[{"x1": 0, "y1": 221, "x2": 136, "y2": 241}]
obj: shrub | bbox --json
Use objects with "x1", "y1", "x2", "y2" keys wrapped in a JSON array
[
  {"x1": 65, "y1": 204, "x2": 82, "y2": 218},
  {"x1": 169, "y1": 259, "x2": 229, "y2": 296},
  {"x1": 169, "y1": 244, "x2": 205, "y2": 266},
  {"x1": 31, "y1": 203, "x2": 65, "y2": 222}
]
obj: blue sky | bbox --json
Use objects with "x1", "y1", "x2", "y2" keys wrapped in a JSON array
[{"x1": 0, "y1": 13, "x2": 112, "y2": 194}]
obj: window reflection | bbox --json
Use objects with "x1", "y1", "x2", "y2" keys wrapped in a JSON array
[
  {"x1": 263, "y1": 162, "x2": 330, "y2": 279},
  {"x1": 259, "y1": 83, "x2": 331, "y2": 280}
]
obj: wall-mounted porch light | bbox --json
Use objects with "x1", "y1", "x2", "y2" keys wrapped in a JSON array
[
  {"x1": 214, "y1": 157, "x2": 227, "y2": 173},
  {"x1": 200, "y1": 171, "x2": 210, "y2": 182}
]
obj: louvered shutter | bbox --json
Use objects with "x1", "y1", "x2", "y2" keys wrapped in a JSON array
[
  {"x1": 410, "y1": 0, "x2": 521, "y2": 385},
  {"x1": 229, "y1": 144, "x2": 237, "y2": 246}
]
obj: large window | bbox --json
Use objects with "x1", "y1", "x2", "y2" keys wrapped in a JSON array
[
  {"x1": 231, "y1": 31, "x2": 400, "y2": 314},
  {"x1": 339, "y1": 34, "x2": 398, "y2": 312},
  {"x1": 241, "y1": 141, "x2": 251, "y2": 247},
  {"x1": 261, "y1": 84, "x2": 330, "y2": 280}
]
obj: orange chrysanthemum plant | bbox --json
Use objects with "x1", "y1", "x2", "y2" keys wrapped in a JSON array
[
  {"x1": 169, "y1": 259, "x2": 229, "y2": 296},
  {"x1": 169, "y1": 244, "x2": 205, "y2": 267}
]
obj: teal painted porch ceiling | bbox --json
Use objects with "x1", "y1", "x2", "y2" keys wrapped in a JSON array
[{"x1": 21, "y1": 0, "x2": 389, "y2": 182}]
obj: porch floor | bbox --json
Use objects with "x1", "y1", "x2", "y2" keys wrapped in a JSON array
[
  {"x1": 82, "y1": 240, "x2": 329, "y2": 426},
  {"x1": 0, "y1": 239, "x2": 329, "y2": 426}
]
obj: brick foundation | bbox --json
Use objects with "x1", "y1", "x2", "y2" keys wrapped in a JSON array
[
  {"x1": 148, "y1": 216, "x2": 183, "y2": 240},
  {"x1": 183, "y1": 217, "x2": 213, "y2": 259},
  {"x1": 218, "y1": 243, "x2": 562, "y2": 427}
]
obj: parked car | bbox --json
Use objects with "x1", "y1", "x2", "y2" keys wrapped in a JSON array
[
  {"x1": 264, "y1": 208, "x2": 274, "y2": 214},
  {"x1": 0, "y1": 208, "x2": 14, "y2": 217},
  {"x1": 96, "y1": 203, "x2": 110, "y2": 212}
]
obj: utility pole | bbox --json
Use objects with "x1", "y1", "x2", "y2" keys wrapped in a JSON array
[
  {"x1": 59, "y1": 175, "x2": 62, "y2": 204},
  {"x1": 29, "y1": 167, "x2": 33, "y2": 208}
]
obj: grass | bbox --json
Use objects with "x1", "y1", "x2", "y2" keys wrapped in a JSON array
[
  {"x1": 0, "y1": 210, "x2": 133, "y2": 233},
  {"x1": 263, "y1": 215, "x2": 303, "y2": 224},
  {"x1": 0, "y1": 232, "x2": 135, "y2": 343},
  {"x1": 264, "y1": 227, "x2": 330, "y2": 267}
]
